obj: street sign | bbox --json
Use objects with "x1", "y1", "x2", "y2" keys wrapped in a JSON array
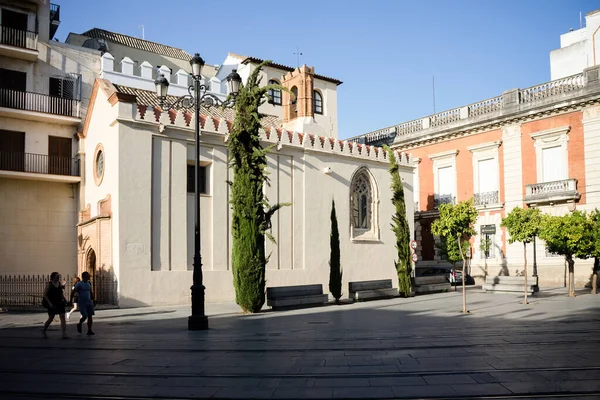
[
  {"x1": 481, "y1": 224, "x2": 496, "y2": 235},
  {"x1": 411, "y1": 253, "x2": 418, "y2": 262},
  {"x1": 410, "y1": 240, "x2": 417, "y2": 250}
]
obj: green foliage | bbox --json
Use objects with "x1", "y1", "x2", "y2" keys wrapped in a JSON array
[
  {"x1": 431, "y1": 199, "x2": 478, "y2": 246},
  {"x1": 329, "y1": 200, "x2": 342, "y2": 303},
  {"x1": 479, "y1": 237, "x2": 492, "y2": 258},
  {"x1": 538, "y1": 211, "x2": 594, "y2": 259},
  {"x1": 385, "y1": 146, "x2": 411, "y2": 297},
  {"x1": 500, "y1": 207, "x2": 542, "y2": 245},
  {"x1": 228, "y1": 61, "x2": 286, "y2": 313},
  {"x1": 590, "y1": 210, "x2": 600, "y2": 259},
  {"x1": 438, "y1": 236, "x2": 470, "y2": 265}
]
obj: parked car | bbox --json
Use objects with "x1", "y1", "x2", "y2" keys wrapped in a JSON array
[{"x1": 416, "y1": 266, "x2": 474, "y2": 285}]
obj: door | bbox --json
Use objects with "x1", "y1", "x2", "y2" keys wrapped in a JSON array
[
  {"x1": 48, "y1": 136, "x2": 71, "y2": 175},
  {"x1": 0, "y1": 130, "x2": 25, "y2": 172},
  {"x1": 0, "y1": 68, "x2": 26, "y2": 110},
  {"x1": 1, "y1": 9, "x2": 28, "y2": 48}
]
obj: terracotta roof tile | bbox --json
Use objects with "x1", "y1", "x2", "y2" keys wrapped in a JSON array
[
  {"x1": 82, "y1": 28, "x2": 192, "y2": 61},
  {"x1": 240, "y1": 56, "x2": 343, "y2": 85}
]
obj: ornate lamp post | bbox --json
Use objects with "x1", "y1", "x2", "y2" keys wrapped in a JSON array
[{"x1": 154, "y1": 53, "x2": 242, "y2": 330}]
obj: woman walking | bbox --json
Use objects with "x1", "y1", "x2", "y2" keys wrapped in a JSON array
[
  {"x1": 42, "y1": 272, "x2": 70, "y2": 339},
  {"x1": 66, "y1": 276, "x2": 80, "y2": 321}
]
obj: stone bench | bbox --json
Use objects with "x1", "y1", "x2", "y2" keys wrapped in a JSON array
[
  {"x1": 483, "y1": 276, "x2": 539, "y2": 295},
  {"x1": 266, "y1": 284, "x2": 328, "y2": 311},
  {"x1": 414, "y1": 275, "x2": 451, "y2": 294},
  {"x1": 348, "y1": 279, "x2": 397, "y2": 301}
]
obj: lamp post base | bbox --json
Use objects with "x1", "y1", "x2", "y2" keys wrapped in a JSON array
[{"x1": 188, "y1": 314, "x2": 208, "y2": 330}]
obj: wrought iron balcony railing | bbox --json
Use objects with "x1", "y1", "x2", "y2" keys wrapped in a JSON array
[
  {"x1": 0, "y1": 25, "x2": 38, "y2": 51},
  {"x1": 434, "y1": 194, "x2": 455, "y2": 208},
  {"x1": 0, "y1": 88, "x2": 80, "y2": 118},
  {"x1": 525, "y1": 179, "x2": 580, "y2": 204},
  {"x1": 474, "y1": 190, "x2": 499, "y2": 206},
  {"x1": 0, "y1": 151, "x2": 79, "y2": 177}
]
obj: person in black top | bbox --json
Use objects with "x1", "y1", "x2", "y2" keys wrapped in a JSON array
[{"x1": 42, "y1": 272, "x2": 69, "y2": 339}]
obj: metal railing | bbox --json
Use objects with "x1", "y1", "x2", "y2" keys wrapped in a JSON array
[
  {"x1": 0, "y1": 25, "x2": 38, "y2": 50},
  {"x1": 0, "y1": 151, "x2": 80, "y2": 176},
  {"x1": 0, "y1": 273, "x2": 118, "y2": 308},
  {"x1": 474, "y1": 190, "x2": 499, "y2": 206},
  {"x1": 0, "y1": 88, "x2": 80, "y2": 117},
  {"x1": 50, "y1": 3, "x2": 61, "y2": 22},
  {"x1": 434, "y1": 194, "x2": 455, "y2": 208}
]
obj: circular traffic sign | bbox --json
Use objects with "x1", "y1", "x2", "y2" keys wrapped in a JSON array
[
  {"x1": 410, "y1": 240, "x2": 417, "y2": 250},
  {"x1": 411, "y1": 253, "x2": 418, "y2": 262}
]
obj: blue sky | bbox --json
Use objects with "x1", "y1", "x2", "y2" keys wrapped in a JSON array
[{"x1": 55, "y1": 0, "x2": 598, "y2": 139}]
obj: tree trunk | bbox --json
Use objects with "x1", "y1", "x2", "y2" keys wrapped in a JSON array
[
  {"x1": 592, "y1": 257, "x2": 599, "y2": 295},
  {"x1": 523, "y1": 242, "x2": 528, "y2": 305},
  {"x1": 457, "y1": 237, "x2": 467, "y2": 314},
  {"x1": 567, "y1": 255, "x2": 576, "y2": 297}
]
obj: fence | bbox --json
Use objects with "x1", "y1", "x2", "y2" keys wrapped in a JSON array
[
  {"x1": 0, "y1": 273, "x2": 118, "y2": 308},
  {"x1": 0, "y1": 25, "x2": 38, "y2": 50},
  {"x1": 0, "y1": 88, "x2": 80, "y2": 118},
  {"x1": 0, "y1": 151, "x2": 80, "y2": 176}
]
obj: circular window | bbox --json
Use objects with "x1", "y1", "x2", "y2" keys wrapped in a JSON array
[{"x1": 93, "y1": 144, "x2": 105, "y2": 186}]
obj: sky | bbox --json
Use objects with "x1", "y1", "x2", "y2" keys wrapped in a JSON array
[{"x1": 55, "y1": 0, "x2": 598, "y2": 139}]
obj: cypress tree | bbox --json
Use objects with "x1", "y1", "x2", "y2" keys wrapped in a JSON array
[
  {"x1": 228, "y1": 62, "x2": 285, "y2": 313},
  {"x1": 385, "y1": 146, "x2": 412, "y2": 297},
  {"x1": 329, "y1": 199, "x2": 342, "y2": 304}
]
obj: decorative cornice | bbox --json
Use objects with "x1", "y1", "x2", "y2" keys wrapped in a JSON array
[
  {"x1": 530, "y1": 125, "x2": 571, "y2": 140},
  {"x1": 429, "y1": 149, "x2": 458, "y2": 160},
  {"x1": 108, "y1": 92, "x2": 136, "y2": 106},
  {"x1": 467, "y1": 140, "x2": 502, "y2": 153}
]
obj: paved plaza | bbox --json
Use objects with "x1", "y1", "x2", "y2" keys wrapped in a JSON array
[{"x1": 0, "y1": 288, "x2": 599, "y2": 400}]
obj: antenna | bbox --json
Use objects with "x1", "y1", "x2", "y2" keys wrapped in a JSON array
[
  {"x1": 293, "y1": 45, "x2": 303, "y2": 67},
  {"x1": 138, "y1": 25, "x2": 145, "y2": 40},
  {"x1": 432, "y1": 76, "x2": 436, "y2": 114}
]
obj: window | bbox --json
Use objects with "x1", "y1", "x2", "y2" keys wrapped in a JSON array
[
  {"x1": 0, "y1": 68, "x2": 26, "y2": 91},
  {"x1": 291, "y1": 86, "x2": 298, "y2": 114},
  {"x1": 187, "y1": 164, "x2": 207, "y2": 194},
  {"x1": 531, "y1": 126, "x2": 570, "y2": 184},
  {"x1": 541, "y1": 145, "x2": 566, "y2": 182},
  {"x1": 0, "y1": 129, "x2": 25, "y2": 172},
  {"x1": 268, "y1": 80, "x2": 281, "y2": 105},
  {"x1": 429, "y1": 150, "x2": 458, "y2": 208},
  {"x1": 93, "y1": 144, "x2": 105, "y2": 185},
  {"x1": 350, "y1": 168, "x2": 379, "y2": 241},
  {"x1": 313, "y1": 90, "x2": 323, "y2": 114},
  {"x1": 49, "y1": 77, "x2": 75, "y2": 99},
  {"x1": 48, "y1": 136, "x2": 72, "y2": 175},
  {"x1": 468, "y1": 141, "x2": 501, "y2": 207}
]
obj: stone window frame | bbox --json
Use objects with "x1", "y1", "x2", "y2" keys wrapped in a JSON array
[
  {"x1": 349, "y1": 166, "x2": 380, "y2": 242},
  {"x1": 93, "y1": 143, "x2": 105, "y2": 186},
  {"x1": 429, "y1": 149, "x2": 458, "y2": 202},
  {"x1": 313, "y1": 90, "x2": 323, "y2": 115},
  {"x1": 468, "y1": 141, "x2": 502, "y2": 210},
  {"x1": 267, "y1": 79, "x2": 282, "y2": 106},
  {"x1": 531, "y1": 126, "x2": 571, "y2": 184}
]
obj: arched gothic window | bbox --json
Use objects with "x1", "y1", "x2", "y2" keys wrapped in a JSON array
[
  {"x1": 352, "y1": 171, "x2": 371, "y2": 229},
  {"x1": 268, "y1": 80, "x2": 281, "y2": 105}
]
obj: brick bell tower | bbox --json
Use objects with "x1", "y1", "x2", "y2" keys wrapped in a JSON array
[{"x1": 281, "y1": 65, "x2": 327, "y2": 136}]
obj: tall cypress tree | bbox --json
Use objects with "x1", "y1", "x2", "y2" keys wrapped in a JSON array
[
  {"x1": 329, "y1": 199, "x2": 342, "y2": 304},
  {"x1": 385, "y1": 146, "x2": 412, "y2": 297},
  {"x1": 228, "y1": 62, "x2": 284, "y2": 313}
]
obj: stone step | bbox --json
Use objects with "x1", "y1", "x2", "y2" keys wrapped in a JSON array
[
  {"x1": 351, "y1": 288, "x2": 398, "y2": 301},
  {"x1": 415, "y1": 276, "x2": 449, "y2": 285},
  {"x1": 485, "y1": 276, "x2": 539, "y2": 285},
  {"x1": 267, "y1": 294, "x2": 328, "y2": 310},
  {"x1": 414, "y1": 283, "x2": 451, "y2": 294}
]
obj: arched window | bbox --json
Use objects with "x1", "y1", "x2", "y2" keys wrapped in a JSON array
[
  {"x1": 352, "y1": 171, "x2": 371, "y2": 229},
  {"x1": 291, "y1": 86, "x2": 298, "y2": 113},
  {"x1": 313, "y1": 90, "x2": 323, "y2": 114},
  {"x1": 350, "y1": 168, "x2": 379, "y2": 240},
  {"x1": 268, "y1": 79, "x2": 281, "y2": 105}
]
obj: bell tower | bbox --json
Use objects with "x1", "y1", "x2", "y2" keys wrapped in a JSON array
[{"x1": 282, "y1": 65, "x2": 314, "y2": 123}]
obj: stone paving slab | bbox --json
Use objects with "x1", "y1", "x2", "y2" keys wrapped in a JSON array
[{"x1": 0, "y1": 288, "x2": 599, "y2": 399}]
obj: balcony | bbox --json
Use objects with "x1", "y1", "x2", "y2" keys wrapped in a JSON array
[
  {"x1": 434, "y1": 194, "x2": 455, "y2": 208},
  {"x1": 474, "y1": 190, "x2": 501, "y2": 208},
  {"x1": 524, "y1": 179, "x2": 580, "y2": 205},
  {"x1": 0, "y1": 88, "x2": 81, "y2": 125},
  {"x1": 0, "y1": 25, "x2": 38, "y2": 61},
  {"x1": 0, "y1": 152, "x2": 80, "y2": 183},
  {"x1": 49, "y1": 4, "x2": 61, "y2": 41}
]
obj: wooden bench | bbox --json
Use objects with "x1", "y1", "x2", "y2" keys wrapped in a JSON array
[
  {"x1": 414, "y1": 275, "x2": 451, "y2": 294},
  {"x1": 483, "y1": 276, "x2": 538, "y2": 295},
  {"x1": 348, "y1": 279, "x2": 397, "y2": 301},
  {"x1": 266, "y1": 284, "x2": 328, "y2": 311}
]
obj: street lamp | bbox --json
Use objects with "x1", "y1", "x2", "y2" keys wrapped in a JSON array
[{"x1": 154, "y1": 53, "x2": 242, "y2": 331}]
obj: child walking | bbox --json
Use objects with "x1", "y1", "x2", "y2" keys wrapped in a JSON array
[
  {"x1": 66, "y1": 276, "x2": 80, "y2": 321},
  {"x1": 74, "y1": 271, "x2": 95, "y2": 336},
  {"x1": 42, "y1": 272, "x2": 70, "y2": 339}
]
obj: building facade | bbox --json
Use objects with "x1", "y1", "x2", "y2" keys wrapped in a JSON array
[{"x1": 350, "y1": 10, "x2": 600, "y2": 289}]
